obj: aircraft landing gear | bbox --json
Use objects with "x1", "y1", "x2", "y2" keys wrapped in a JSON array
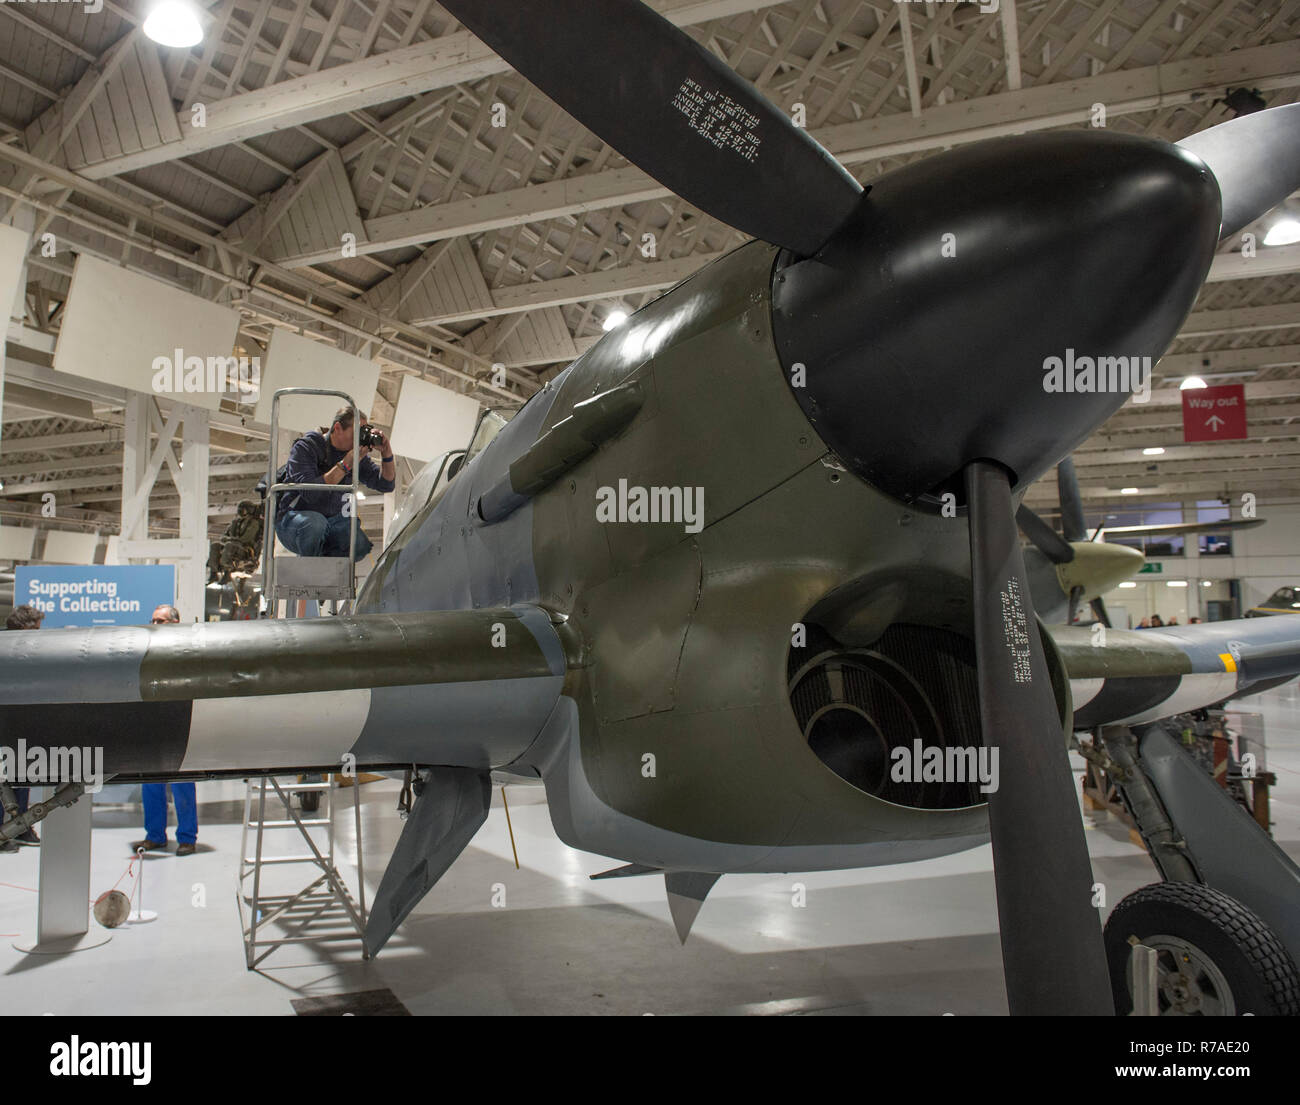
[
  {"x1": 1103, "y1": 881, "x2": 1300, "y2": 1015},
  {"x1": 1086, "y1": 720, "x2": 1300, "y2": 1016},
  {"x1": 296, "y1": 773, "x2": 323, "y2": 812}
]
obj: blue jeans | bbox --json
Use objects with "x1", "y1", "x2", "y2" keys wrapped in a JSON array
[
  {"x1": 143, "y1": 782, "x2": 197, "y2": 845},
  {"x1": 276, "y1": 511, "x2": 373, "y2": 560}
]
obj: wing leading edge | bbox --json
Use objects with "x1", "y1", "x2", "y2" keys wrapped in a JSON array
[{"x1": 0, "y1": 607, "x2": 572, "y2": 778}]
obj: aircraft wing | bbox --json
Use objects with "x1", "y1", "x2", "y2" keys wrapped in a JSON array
[
  {"x1": 1049, "y1": 616, "x2": 1300, "y2": 729},
  {"x1": 0, "y1": 606, "x2": 571, "y2": 779}
]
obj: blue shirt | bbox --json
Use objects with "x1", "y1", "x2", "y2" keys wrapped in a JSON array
[{"x1": 278, "y1": 431, "x2": 395, "y2": 520}]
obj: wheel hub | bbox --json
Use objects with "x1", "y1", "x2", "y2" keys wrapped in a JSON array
[{"x1": 1143, "y1": 933, "x2": 1235, "y2": 1016}]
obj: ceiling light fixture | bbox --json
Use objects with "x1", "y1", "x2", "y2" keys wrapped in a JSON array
[
  {"x1": 1120, "y1": 487, "x2": 1139, "y2": 495},
  {"x1": 1264, "y1": 217, "x2": 1300, "y2": 246},
  {"x1": 1166, "y1": 580, "x2": 1189, "y2": 588},
  {"x1": 143, "y1": 1, "x2": 204, "y2": 48},
  {"x1": 1180, "y1": 376, "x2": 1208, "y2": 390},
  {"x1": 1142, "y1": 447, "x2": 1165, "y2": 456},
  {"x1": 1118, "y1": 581, "x2": 1138, "y2": 589}
]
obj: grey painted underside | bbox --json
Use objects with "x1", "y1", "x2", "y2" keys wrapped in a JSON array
[
  {"x1": 534, "y1": 697, "x2": 991, "y2": 874},
  {"x1": 351, "y1": 674, "x2": 565, "y2": 770}
]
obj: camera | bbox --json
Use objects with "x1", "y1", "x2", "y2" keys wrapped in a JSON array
[{"x1": 358, "y1": 424, "x2": 384, "y2": 449}]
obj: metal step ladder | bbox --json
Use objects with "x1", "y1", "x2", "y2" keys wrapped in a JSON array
[
  {"x1": 237, "y1": 388, "x2": 371, "y2": 966},
  {"x1": 237, "y1": 775, "x2": 368, "y2": 969}
]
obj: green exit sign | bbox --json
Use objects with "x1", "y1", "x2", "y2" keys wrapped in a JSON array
[{"x1": 1138, "y1": 562, "x2": 1163, "y2": 574}]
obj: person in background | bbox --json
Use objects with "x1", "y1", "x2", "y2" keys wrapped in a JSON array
[
  {"x1": 132, "y1": 604, "x2": 199, "y2": 857},
  {"x1": 1167, "y1": 617, "x2": 1179, "y2": 626},
  {"x1": 1151, "y1": 614, "x2": 1165, "y2": 627},
  {"x1": 1137, "y1": 617, "x2": 1151, "y2": 629},
  {"x1": 2, "y1": 605, "x2": 44, "y2": 853},
  {"x1": 1190, "y1": 616, "x2": 1203, "y2": 624},
  {"x1": 273, "y1": 407, "x2": 395, "y2": 561}
]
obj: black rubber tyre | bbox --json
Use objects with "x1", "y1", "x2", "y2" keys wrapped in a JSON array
[{"x1": 1104, "y1": 882, "x2": 1300, "y2": 1016}]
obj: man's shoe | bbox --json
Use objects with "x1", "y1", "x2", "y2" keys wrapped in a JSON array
[
  {"x1": 131, "y1": 838, "x2": 168, "y2": 852},
  {"x1": 0, "y1": 839, "x2": 18, "y2": 854},
  {"x1": 16, "y1": 828, "x2": 39, "y2": 846},
  {"x1": 176, "y1": 843, "x2": 196, "y2": 857}
]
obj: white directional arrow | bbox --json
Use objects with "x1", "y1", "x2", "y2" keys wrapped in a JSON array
[{"x1": 1206, "y1": 414, "x2": 1226, "y2": 431}]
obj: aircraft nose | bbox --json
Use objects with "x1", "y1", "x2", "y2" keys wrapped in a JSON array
[{"x1": 771, "y1": 130, "x2": 1222, "y2": 505}]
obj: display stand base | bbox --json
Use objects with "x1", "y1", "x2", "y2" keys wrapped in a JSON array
[{"x1": 127, "y1": 910, "x2": 158, "y2": 924}]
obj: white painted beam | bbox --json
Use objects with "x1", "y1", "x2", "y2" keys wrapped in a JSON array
[
  {"x1": 1179, "y1": 302, "x2": 1300, "y2": 337},
  {"x1": 1157, "y1": 345, "x2": 1300, "y2": 375},
  {"x1": 409, "y1": 252, "x2": 727, "y2": 325},
  {"x1": 286, "y1": 41, "x2": 1300, "y2": 279},
  {"x1": 1208, "y1": 244, "x2": 1300, "y2": 282}
]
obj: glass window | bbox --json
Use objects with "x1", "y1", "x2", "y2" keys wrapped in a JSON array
[
  {"x1": 389, "y1": 451, "x2": 464, "y2": 545},
  {"x1": 1196, "y1": 499, "x2": 1233, "y2": 555},
  {"x1": 466, "y1": 408, "x2": 513, "y2": 463}
]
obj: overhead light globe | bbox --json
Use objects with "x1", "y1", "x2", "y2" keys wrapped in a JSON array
[
  {"x1": 1180, "y1": 376, "x2": 1208, "y2": 390},
  {"x1": 1120, "y1": 487, "x2": 1139, "y2": 495},
  {"x1": 1142, "y1": 446, "x2": 1165, "y2": 456},
  {"x1": 1118, "y1": 582, "x2": 1138, "y2": 589},
  {"x1": 143, "y1": 1, "x2": 204, "y2": 48},
  {"x1": 1264, "y1": 218, "x2": 1300, "y2": 246},
  {"x1": 602, "y1": 309, "x2": 629, "y2": 332}
]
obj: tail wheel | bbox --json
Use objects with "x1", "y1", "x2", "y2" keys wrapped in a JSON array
[
  {"x1": 1104, "y1": 882, "x2": 1300, "y2": 1015},
  {"x1": 297, "y1": 773, "x2": 323, "y2": 813}
]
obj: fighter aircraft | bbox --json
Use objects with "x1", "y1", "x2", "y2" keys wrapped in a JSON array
[
  {"x1": 4, "y1": 0, "x2": 1300, "y2": 1016},
  {"x1": 1246, "y1": 585, "x2": 1300, "y2": 617}
]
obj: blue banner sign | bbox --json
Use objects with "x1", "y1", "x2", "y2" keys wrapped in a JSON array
[{"x1": 15, "y1": 565, "x2": 176, "y2": 628}]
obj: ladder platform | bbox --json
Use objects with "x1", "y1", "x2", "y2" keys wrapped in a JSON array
[{"x1": 269, "y1": 556, "x2": 352, "y2": 600}]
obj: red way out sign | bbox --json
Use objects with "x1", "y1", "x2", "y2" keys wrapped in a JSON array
[{"x1": 1182, "y1": 384, "x2": 1247, "y2": 442}]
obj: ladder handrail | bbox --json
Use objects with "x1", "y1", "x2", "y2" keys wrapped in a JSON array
[{"x1": 262, "y1": 387, "x2": 363, "y2": 612}]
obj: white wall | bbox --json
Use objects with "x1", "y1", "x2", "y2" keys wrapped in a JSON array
[{"x1": 1097, "y1": 498, "x2": 1300, "y2": 622}]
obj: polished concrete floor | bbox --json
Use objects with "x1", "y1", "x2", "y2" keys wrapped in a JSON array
[{"x1": 2, "y1": 682, "x2": 1298, "y2": 1016}]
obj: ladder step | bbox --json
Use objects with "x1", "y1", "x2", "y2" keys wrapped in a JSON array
[
  {"x1": 242, "y1": 855, "x2": 330, "y2": 865},
  {"x1": 249, "y1": 782, "x2": 333, "y2": 793},
  {"x1": 244, "y1": 818, "x2": 331, "y2": 828}
]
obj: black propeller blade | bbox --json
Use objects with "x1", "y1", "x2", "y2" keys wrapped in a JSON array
[
  {"x1": 438, "y1": 0, "x2": 863, "y2": 256},
  {"x1": 1090, "y1": 597, "x2": 1112, "y2": 629},
  {"x1": 1178, "y1": 103, "x2": 1300, "y2": 240},
  {"x1": 1016, "y1": 503, "x2": 1075, "y2": 565},
  {"x1": 1057, "y1": 457, "x2": 1087, "y2": 543},
  {"x1": 966, "y1": 460, "x2": 1113, "y2": 1015},
  {"x1": 1067, "y1": 585, "x2": 1085, "y2": 626}
]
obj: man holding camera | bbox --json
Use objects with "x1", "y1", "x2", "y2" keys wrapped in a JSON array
[{"x1": 275, "y1": 407, "x2": 395, "y2": 560}]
